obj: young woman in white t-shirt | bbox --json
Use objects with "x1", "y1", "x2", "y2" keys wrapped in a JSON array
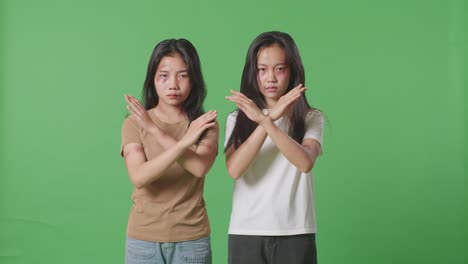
[{"x1": 225, "y1": 31, "x2": 324, "y2": 264}]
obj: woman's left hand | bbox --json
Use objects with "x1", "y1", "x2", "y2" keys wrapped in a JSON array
[
  {"x1": 125, "y1": 95, "x2": 157, "y2": 132},
  {"x1": 268, "y1": 84, "x2": 306, "y2": 121},
  {"x1": 226, "y1": 90, "x2": 266, "y2": 123}
]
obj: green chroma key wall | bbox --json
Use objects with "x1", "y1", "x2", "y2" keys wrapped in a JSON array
[{"x1": 1, "y1": 0, "x2": 466, "y2": 263}]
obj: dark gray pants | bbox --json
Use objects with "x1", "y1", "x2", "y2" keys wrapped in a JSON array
[{"x1": 228, "y1": 234, "x2": 317, "y2": 264}]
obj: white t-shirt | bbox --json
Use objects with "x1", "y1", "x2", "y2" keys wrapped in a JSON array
[{"x1": 224, "y1": 109, "x2": 324, "y2": 236}]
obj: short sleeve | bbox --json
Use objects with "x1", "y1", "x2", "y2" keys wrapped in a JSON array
[
  {"x1": 120, "y1": 117, "x2": 142, "y2": 156},
  {"x1": 224, "y1": 111, "x2": 238, "y2": 148},
  {"x1": 304, "y1": 110, "x2": 324, "y2": 148}
]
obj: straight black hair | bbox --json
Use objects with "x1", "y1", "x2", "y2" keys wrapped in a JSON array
[
  {"x1": 225, "y1": 31, "x2": 314, "y2": 151},
  {"x1": 142, "y1": 38, "x2": 206, "y2": 122}
]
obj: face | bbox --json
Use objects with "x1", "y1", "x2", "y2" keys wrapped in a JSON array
[
  {"x1": 256, "y1": 44, "x2": 290, "y2": 107},
  {"x1": 154, "y1": 53, "x2": 191, "y2": 108}
]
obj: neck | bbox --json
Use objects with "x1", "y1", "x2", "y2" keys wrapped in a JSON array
[
  {"x1": 153, "y1": 104, "x2": 186, "y2": 123},
  {"x1": 265, "y1": 98, "x2": 277, "y2": 109}
]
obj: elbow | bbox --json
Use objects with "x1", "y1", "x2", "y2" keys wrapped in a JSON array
[
  {"x1": 229, "y1": 173, "x2": 242, "y2": 180},
  {"x1": 298, "y1": 161, "x2": 315, "y2": 174},
  {"x1": 134, "y1": 183, "x2": 145, "y2": 189},
  {"x1": 131, "y1": 178, "x2": 146, "y2": 189},
  {"x1": 128, "y1": 172, "x2": 147, "y2": 189},
  {"x1": 191, "y1": 159, "x2": 216, "y2": 178},
  {"x1": 226, "y1": 164, "x2": 242, "y2": 180},
  {"x1": 191, "y1": 168, "x2": 208, "y2": 178}
]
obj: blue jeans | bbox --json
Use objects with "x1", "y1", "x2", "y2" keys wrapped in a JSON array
[{"x1": 125, "y1": 236, "x2": 212, "y2": 264}]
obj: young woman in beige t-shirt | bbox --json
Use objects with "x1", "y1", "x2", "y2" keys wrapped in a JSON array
[{"x1": 121, "y1": 39, "x2": 218, "y2": 264}]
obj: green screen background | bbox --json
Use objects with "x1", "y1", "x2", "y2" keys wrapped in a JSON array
[{"x1": 1, "y1": 0, "x2": 466, "y2": 263}]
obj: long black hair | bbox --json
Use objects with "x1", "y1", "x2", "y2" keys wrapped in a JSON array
[
  {"x1": 225, "y1": 31, "x2": 314, "y2": 151},
  {"x1": 142, "y1": 38, "x2": 206, "y2": 122}
]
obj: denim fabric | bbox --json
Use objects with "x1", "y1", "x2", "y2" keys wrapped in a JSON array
[{"x1": 125, "y1": 236, "x2": 212, "y2": 264}]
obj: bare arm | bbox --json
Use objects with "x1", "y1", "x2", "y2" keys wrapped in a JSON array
[
  {"x1": 171, "y1": 122, "x2": 218, "y2": 178},
  {"x1": 123, "y1": 139, "x2": 192, "y2": 189},
  {"x1": 226, "y1": 85, "x2": 319, "y2": 176},
  {"x1": 125, "y1": 95, "x2": 218, "y2": 178},
  {"x1": 225, "y1": 125, "x2": 268, "y2": 179},
  {"x1": 259, "y1": 117, "x2": 321, "y2": 173},
  {"x1": 224, "y1": 90, "x2": 270, "y2": 179},
  {"x1": 258, "y1": 85, "x2": 320, "y2": 172}
]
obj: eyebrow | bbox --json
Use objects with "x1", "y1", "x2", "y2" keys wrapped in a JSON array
[
  {"x1": 157, "y1": 70, "x2": 189, "y2": 73},
  {"x1": 257, "y1": 63, "x2": 287, "y2": 67}
]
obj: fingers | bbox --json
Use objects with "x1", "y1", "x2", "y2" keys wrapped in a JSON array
[
  {"x1": 226, "y1": 90, "x2": 253, "y2": 105},
  {"x1": 279, "y1": 85, "x2": 306, "y2": 105},
  {"x1": 125, "y1": 95, "x2": 146, "y2": 114},
  {"x1": 125, "y1": 95, "x2": 140, "y2": 115},
  {"x1": 229, "y1": 90, "x2": 248, "y2": 98},
  {"x1": 227, "y1": 98, "x2": 255, "y2": 117},
  {"x1": 126, "y1": 95, "x2": 144, "y2": 111},
  {"x1": 226, "y1": 96, "x2": 248, "y2": 108},
  {"x1": 225, "y1": 90, "x2": 266, "y2": 122},
  {"x1": 226, "y1": 94, "x2": 251, "y2": 105},
  {"x1": 202, "y1": 121, "x2": 217, "y2": 130},
  {"x1": 185, "y1": 111, "x2": 218, "y2": 145},
  {"x1": 190, "y1": 111, "x2": 218, "y2": 130},
  {"x1": 277, "y1": 94, "x2": 301, "y2": 112},
  {"x1": 126, "y1": 105, "x2": 137, "y2": 116},
  {"x1": 293, "y1": 83, "x2": 304, "y2": 90},
  {"x1": 285, "y1": 84, "x2": 306, "y2": 98},
  {"x1": 226, "y1": 91, "x2": 256, "y2": 110},
  {"x1": 284, "y1": 91, "x2": 303, "y2": 103},
  {"x1": 195, "y1": 110, "x2": 217, "y2": 123}
]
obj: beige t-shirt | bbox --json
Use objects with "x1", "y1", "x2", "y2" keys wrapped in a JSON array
[{"x1": 121, "y1": 109, "x2": 218, "y2": 242}]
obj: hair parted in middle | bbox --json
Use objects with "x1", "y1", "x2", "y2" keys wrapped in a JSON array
[
  {"x1": 142, "y1": 38, "x2": 206, "y2": 123},
  {"x1": 225, "y1": 31, "x2": 315, "y2": 152}
]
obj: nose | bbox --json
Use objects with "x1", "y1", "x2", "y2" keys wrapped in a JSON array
[
  {"x1": 266, "y1": 69, "x2": 277, "y2": 82},
  {"x1": 168, "y1": 75, "x2": 179, "y2": 90}
]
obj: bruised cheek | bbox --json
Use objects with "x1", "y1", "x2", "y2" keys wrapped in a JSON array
[
  {"x1": 257, "y1": 72, "x2": 267, "y2": 84},
  {"x1": 155, "y1": 76, "x2": 166, "y2": 83},
  {"x1": 153, "y1": 78, "x2": 164, "y2": 95},
  {"x1": 256, "y1": 73, "x2": 263, "y2": 87},
  {"x1": 275, "y1": 70, "x2": 289, "y2": 81}
]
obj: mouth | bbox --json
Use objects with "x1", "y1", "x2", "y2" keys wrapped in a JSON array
[
  {"x1": 167, "y1": 94, "x2": 179, "y2": 99},
  {"x1": 265, "y1": 86, "x2": 278, "y2": 92}
]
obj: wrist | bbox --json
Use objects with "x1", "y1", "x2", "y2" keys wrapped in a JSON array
[
  {"x1": 179, "y1": 135, "x2": 194, "y2": 149},
  {"x1": 254, "y1": 112, "x2": 268, "y2": 124},
  {"x1": 259, "y1": 115, "x2": 273, "y2": 127},
  {"x1": 267, "y1": 111, "x2": 279, "y2": 121}
]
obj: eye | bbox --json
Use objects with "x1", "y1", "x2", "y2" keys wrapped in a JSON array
[
  {"x1": 276, "y1": 67, "x2": 285, "y2": 72},
  {"x1": 159, "y1": 73, "x2": 168, "y2": 78},
  {"x1": 258, "y1": 68, "x2": 266, "y2": 72},
  {"x1": 178, "y1": 73, "x2": 189, "y2": 79}
]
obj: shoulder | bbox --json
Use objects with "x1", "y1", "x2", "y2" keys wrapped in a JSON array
[
  {"x1": 226, "y1": 110, "x2": 239, "y2": 124},
  {"x1": 122, "y1": 115, "x2": 137, "y2": 126},
  {"x1": 306, "y1": 109, "x2": 323, "y2": 122},
  {"x1": 207, "y1": 120, "x2": 220, "y2": 134},
  {"x1": 122, "y1": 115, "x2": 141, "y2": 133},
  {"x1": 227, "y1": 110, "x2": 239, "y2": 119}
]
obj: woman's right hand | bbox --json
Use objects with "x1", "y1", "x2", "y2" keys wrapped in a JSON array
[
  {"x1": 225, "y1": 90, "x2": 266, "y2": 123},
  {"x1": 268, "y1": 84, "x2": 306, "y2": 121},
  {"x1": 180, "y1": 110, "x2": 217, "y2": 147}
]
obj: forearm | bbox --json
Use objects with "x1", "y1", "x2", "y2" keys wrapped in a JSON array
[
  {"x1": 127, "y1": 141, "x2": 188, "y2": 188},
  {"x1": 177, "y1": 150, "x2": 216, "y2": 178},
  {"x1": 147, "y1": 126, "x2": 215, "y2": 177},
  {"x1": 226, "y1": 126, "x2": 268, "y2": 179},
  {"x1": 260, "y1": 117, "x2": 316, "y2": 173}
]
